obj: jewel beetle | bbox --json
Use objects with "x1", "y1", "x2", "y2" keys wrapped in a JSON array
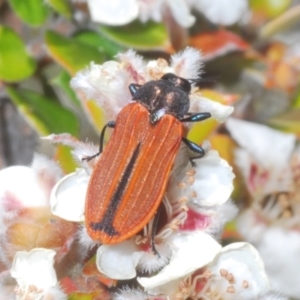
[{"x1": 85, "y1": 73, "x2": 211, "y2": 244}]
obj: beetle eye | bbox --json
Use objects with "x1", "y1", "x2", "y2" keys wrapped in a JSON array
[{"x1": 161, "y1": 73, "x2": 191, "y2": 94}]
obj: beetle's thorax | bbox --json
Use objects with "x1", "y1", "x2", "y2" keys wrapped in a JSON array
[{"x1": 132, "y1": 74, "x2": 191, "y2": 124}]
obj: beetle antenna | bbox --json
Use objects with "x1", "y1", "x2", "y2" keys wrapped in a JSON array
[{"x1": 188, "y1": 76, "x2": 217, "y2": 88}]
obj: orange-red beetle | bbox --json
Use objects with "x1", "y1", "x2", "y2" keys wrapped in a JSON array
[{"x1": 85, "y1": 73, "x2": 211, "y2": 245}]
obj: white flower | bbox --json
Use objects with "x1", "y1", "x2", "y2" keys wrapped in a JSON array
[
  {"x1": 256, "y1": 228, "x2": 300, "y2": 299},
  {"x1": 50, "y1": 169, "x2": 88, "y2": 222},
  {"x1": 258, "y1": 291, "x2": 289, "y2": 300},
  {"x1": 136, "y1": 242, "x2": 270, "y2": 299},
  {"x1": 113, "y1": 287, "x2": 150, "y2": 300},
  {"x1": 86, "y1": 0, "x2": 195, "y2": 28},
  {"x1": 0, "y1": 166, "x2": 46, "y2": 235},
  {"x1": 144, "y1": 47, "x2": 204, "y2": 82},
  {"x1": 237, "y1": 198, "x2": 300, "y2": 297},
  {"x1": 0, "y1": 154, "x2": 62, "y2": 210},
  {"x1": 227, "y1": 118, "x2": 300, "y2": 298},
  {"x1": 50, "y1": 169, "x2": 87, "y2": 222},
  {"x1": 0, "y1": 154, "x2": 62, "y2": 235},
  {"x1": 96, "y1": 239, "x2": 143, "y2": 280},
  {"x1": 190, "y1": 94, "x2": 234, "y2": 122},
  {"x1": 87, "y1": 0, "x2": 139, "y2": 26},
  {"x1": 71, "y1": 48, "x2": 233, "y2": 122},
  {"x1": 193, "y1": 0, "x2": 249, "y2": 26},
  {"x1": 168, "y1": 150, "x2": 235, "y2": 208},
  {"x1": 236, "y1": 209, "x2": 267, "y2": 245},
  {"x1": 0, "y1": 154, "x2": 78, "y2": 270},
  {"x1": 71, "y1": 60, "x2": 134, "y2": 121},
  {"x1": 84, "y1": 0, "x2": 249, "y2": 27},
  {"x1": 138, "y1": 231, "x2": 222, "y2": 293},
  {"x1": 42, "y1": 133, "x2": 99, "y2": 168},
  {"x1": 197, "y1": 242, "x2": 270, "y2": 299},
  {"x1": 10, "y1": 248, "x2": 66, "y2": 300},
  {"x1": 165, "y1": 149, "x2": 237, "y2": 238},
  {"x1": 226, "y1": 118, "x2": 296, "y2": 198},
  {"x1": 226, "y1": 118, "x2": 295, "y2": 172}
]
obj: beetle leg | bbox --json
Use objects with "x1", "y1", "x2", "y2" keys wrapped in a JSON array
[
  {"x1": 129, "y1": 83, "x2": 142, "y2": 96},
  {"x1": 83, "y1": 121, "x2": 115, "y2": 162},
  {"x1": 180, "y1": 112, "x2": 211, "y2": 123},
  {"x1": 180, "y1": 112, "x2": 210, "y2": 165},
  {"x1": 151, "y1": 210, "x2": 161, "y2": 258},
  {"x1": 182, "y1": 137, "x2": 205, "y2": 166}
]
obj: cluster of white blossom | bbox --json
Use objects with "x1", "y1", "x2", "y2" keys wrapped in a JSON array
[
  {"x1": 84, "y1": 0, "x2": 249, "y2": 27},
  {"x1": 0, "y1": 48, "x2": 286, "y2": 299}
]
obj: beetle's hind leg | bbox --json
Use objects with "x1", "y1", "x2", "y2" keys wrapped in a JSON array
[
  {"x1": 82, "y1": 121, "x2": 115, "y2": 162},
  {"x1": 151, "y1": 210, "x2": 161, "y2": 258}
]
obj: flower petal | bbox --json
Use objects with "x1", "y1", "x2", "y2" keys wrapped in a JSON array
[
  {"x1": 10, "y1": 248, "x2": 57, "y2": 290},
  {"x1": 87, "y1": 0, "x2": 139, "y2": 25},
  {"x1": 116, "y1": 49, "x2": 146, "y2": 83},
  {"x1": 194, "y1": 0, "x2": 249, "y2": 26},
  {"x1": 257, "y1": 228, "x2": 300, "y2": 298},
  {"x1": 31, "y1": 154, "x2": 63, "y2": 197},
  {"x1": 190, "y1": 94, "x2": 234, "y2": 122},
  {"x1": 191, "y1": 150, "x2": 234, "y2": 206},
  {"x1": 146, "y1": 59, "x2": 174, "y2": 81},
  {"x1": 236, "y1": 209, "x2": 268, "y2": 244},
  {"x1": 167, "y1": 0, "x2": 195, "y2": 28},
  {"x1": 138, "y1": 231, "x2": 221, "y2": 291},
  {"x1": 113, "y1": 287, "x2": 151, "y2": 300},
  {"x1": 43, "y1": 133, "x2": 99, "y2": 168},
  {"x1": 71, "y1": 60, "x2": 134, "y2": 120},
  {"x1": 0, "y1": 166, "x2": 47, "y2": 208},
  {"x1": 208, "y1": 242, "x2": 270, "y2": 299},
  {"x1": 50, "y1": 169, "x2": 88, "y2": 222},
  {"x1": 226, "y1": 118, "x2": 296, "y2": 170},
  {"x1": 171, "y1": 47, "x2": 203, "y2": 79},
  {"x1": 96, "y1": 240, "x2": 143, "y2": 280},
  {"x1": 168, "y1": 150, "x2": 234, "y2": 207}
]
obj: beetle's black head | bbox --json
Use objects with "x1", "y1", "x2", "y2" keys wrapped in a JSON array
[
  {"x1": 131, "y1": 73, "x2": 192, "y2": 124},
  {"x1": 161, "y1": 73, "x2": 191, "y2": 94}
]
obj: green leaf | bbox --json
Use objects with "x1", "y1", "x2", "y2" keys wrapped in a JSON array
[
  {"x1": 0, "y1": 26, "x2": 36, "y2": 82},
  {"x1": 45, "y1": 31, "x2": 105, "y2": 75},
  {"x1": 8, "y1": 0, "x2": 49, "y2": 26},
  {"x1": 292, "y1": 87, "x2": 300, "y2": 108},
  {"x1": 68, "y1": 293, "x2": 99, "y2": 300},
  {"x1": 260, "y1": 4, "x2": 300, "y2": 38},
  {"x1": 250, "y1": 0, "x2": 292, "y2": 18},
  {"x1": 51, "y1": 70, "x2": 80, "y2": 107},
  {"x1": 55, "y1": 145, "x2": 78, "y2": 173},
  {"x1": 47, "y1": 0, "x2": 72, "y2": 19},
  {"x1": 7, "y1": 87, "x2": 79, "y2": 136},
  {"x1": 99, "y1": 20, "x2": 169, "y2": 49},
  {"x1": 74, "y1": 30, "x2": 124, "y2": 59}
]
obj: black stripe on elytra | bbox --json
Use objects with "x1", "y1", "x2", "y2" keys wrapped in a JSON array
[{"x1": 90, "y1": 143, "x2": 141, "y2": 236}]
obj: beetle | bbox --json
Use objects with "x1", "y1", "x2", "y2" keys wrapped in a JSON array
[{"x1": 84, "y1": 73, "x2": 211, "y2": 245}]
